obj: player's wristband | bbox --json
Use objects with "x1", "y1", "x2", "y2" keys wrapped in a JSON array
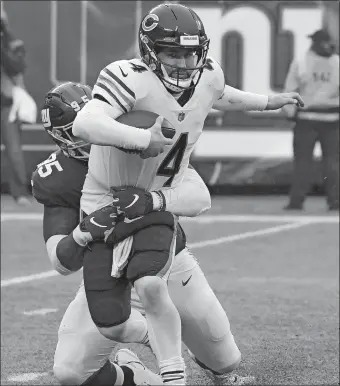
[
  {"x1": 151, "y1": 191, "x2": 166, "y2": 211},
  {"x1": 72, "y1": 225, "x2": 90, "y2": 247}
]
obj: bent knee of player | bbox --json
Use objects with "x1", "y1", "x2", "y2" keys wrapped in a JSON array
[
  {"x1": 192, "y1": 341, "x2": 241, "y2": 376},
  {"x1": 134, "y1": 276, "x2": 168, "y2": 309},
  {"x1": 215, "y1": 352, "x2": 242, "y2": 375},
  {"x1": 212, "y1": 338, "x2": 241, "y2": 375},
  {"x1": 212, "y1": 344, "x2": 242, "y2": 374},
  {"x1": 210, "y1": 332, "x2": 241, "y2": 374},
  {"x1": 53, "y1": 339, "x2": 94, "y2": 385},
  {"x1": 97, "y1": 320, "x2": 130, "y2": 341}
]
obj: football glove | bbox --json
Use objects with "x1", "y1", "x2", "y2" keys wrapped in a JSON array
[
  {"x1": 111, "y1": 186, "x2": 166, "y2": 219},
  {"x1": 72, "y1": 205, "x2": 118, "y2": 246},
  {"x1": 105, "y1": 211, "x2": 176, "y2": 247}
]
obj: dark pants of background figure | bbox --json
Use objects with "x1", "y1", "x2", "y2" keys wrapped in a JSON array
[
  {"x1": 0, "y1": 99, "x2": 29, "y2": 200},
  {"x1": 288, "y1": 119, "x2": 339, "y2": 208}
]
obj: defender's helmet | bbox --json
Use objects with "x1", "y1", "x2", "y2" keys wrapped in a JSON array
[
  {"x1": 41, "y1": 82, "x2": 92, "y2": 161},
  {"x1": 138, "y1": 3, "x2": 209, "y2": 93}
]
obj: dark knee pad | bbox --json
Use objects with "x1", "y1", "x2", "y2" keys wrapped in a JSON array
[
  {"x1": 83, "y1": 241, "x2": 131, "y2": 328},
  {"x1": 85, "y1": 288, "x2": 131, "y2": 328},
  {"x1": 126, "y1": 222, "x2": 177, "y2": 284}
]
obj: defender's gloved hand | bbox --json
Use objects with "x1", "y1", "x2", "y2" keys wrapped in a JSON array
[{"x1": 72, "y1": 205, "x2": 118, "y2": 246}]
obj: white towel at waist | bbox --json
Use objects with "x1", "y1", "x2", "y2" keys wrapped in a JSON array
[{"x1": 111, "y1": 236, "x2": 133, "y2": 278}]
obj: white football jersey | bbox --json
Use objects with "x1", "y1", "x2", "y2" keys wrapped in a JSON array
[{"x1": 81, "y1": 57, "x2": 224, "y2": 214}]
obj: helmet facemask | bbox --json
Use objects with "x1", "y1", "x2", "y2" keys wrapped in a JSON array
[
  {"x1": 48, "y1": 121, "x2": 90, "y2": 161},
  {"x1": 140, "y1": 34, "x2": 209, "y2": 93},
  {"x1": 42, "y1": 83, "x2": 92, "y2": 162}
]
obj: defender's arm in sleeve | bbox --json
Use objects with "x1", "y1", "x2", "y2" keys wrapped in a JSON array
[
  {"x1": 73, "y1": 62, "x2": 151, "y2": 151},
  {"x1": 44, "y1": 206, "x2": 85, "y2": 276},
  {"x1": 157, "y1": 165, "x2": 211, "y2": 217}
]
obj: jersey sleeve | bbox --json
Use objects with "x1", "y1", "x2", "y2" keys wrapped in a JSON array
[
  {"x1": 43, "y1": 206, "x2": 80, "y2": 242},
  {"x1": 31, "y1": 169, "x2": 65, "y2": 207},
  {"x1": 92, "y1": 60, "x2": 139, "y2": 114},
  {"x1": 31, "y1": 151, "x2": 85, "y2": 209},
  {"x1": 206, "y1": 56, "x2": 226, "y2": 102}
]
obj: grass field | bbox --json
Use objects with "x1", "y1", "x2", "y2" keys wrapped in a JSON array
[{"x1": 1, "y1": 195, "x2": 339, "y2": 385}]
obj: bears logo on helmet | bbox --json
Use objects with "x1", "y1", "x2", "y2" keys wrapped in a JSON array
[
  {"x1": 138, "y1": 3, "x2": 210, "y2": 93},
  {"x1": 142, "y1": 14, "x2": 159, "y2": 32}
]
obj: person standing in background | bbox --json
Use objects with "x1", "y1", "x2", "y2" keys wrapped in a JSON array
[
  {"x1": 1, "y1": 1, "x2": 32, "y2": 205},
  {"x1": 321, "y1": 0, "x2": 339, "y2": 54},
  {"x1": 282, "y1": 29, "x2": 339, "y2": 211}
]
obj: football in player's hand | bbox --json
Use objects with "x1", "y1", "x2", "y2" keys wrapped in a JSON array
[{"x1": 115, "y1": 110, "x2": 176, "y2": 154}]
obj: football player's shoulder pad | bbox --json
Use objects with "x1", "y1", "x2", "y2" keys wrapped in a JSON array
[
  {"x1": 31, "y1": 150, "x2": 87, "y2": 208},
  {"x1": 93, "y1": 58, "x2": 150, "y2": 112}
]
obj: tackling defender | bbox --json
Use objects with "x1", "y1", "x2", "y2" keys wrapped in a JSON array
[{"x1": 73, "y1": 3, "x2": 304, "y2": 385}]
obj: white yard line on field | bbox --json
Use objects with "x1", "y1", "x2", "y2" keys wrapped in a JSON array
[
  {"x1": 182, "y1": 214, "x2": 339, "y2": 224},
  {"x1": 1, "y1": 212, "x2": 338, "y2": 223},
  {"x1": 1, "y1": 270, "x2": 59, "y2": 287},
  {"x1": 1, "y1": 220, "x2": 311, "y2": 288},
  {"x1": 188, "y1": 221, "x2": 311, "y2": 249},
  {"x1": 1, "y1": 213, "x2": 43, "y2": 221},
  {"x1": 23, "y1": 308, "x2": 58, "y2": 316},
  {"x1": 6, "y1": 372, "x2": 49, "y2": 383}
]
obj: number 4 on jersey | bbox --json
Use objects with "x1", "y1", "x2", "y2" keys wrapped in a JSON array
[{"x1": 157, "y1": 133, "x2": 188, "y2": 187}]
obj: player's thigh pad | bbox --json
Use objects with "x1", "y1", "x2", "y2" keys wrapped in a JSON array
[
  {"x1": 168, "y1": 262, "x2": 241, "y2": 373},
  {"x1": 54, "y1": 282, "x2": 116, "y2": 385},
  {"x1": 126, "y1": 214, "x2": 178, "y2": 284},
  {"x1": 83, "y1": 241, "x2": 131, "y2": 327}
]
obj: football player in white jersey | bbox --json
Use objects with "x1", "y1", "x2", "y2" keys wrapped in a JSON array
[
  {"x1": 33, "y1": 82, "x2": 212, "y2": 386},
  {"x1": 73, "y1": 3, "x2": 304, "y2": 385}
]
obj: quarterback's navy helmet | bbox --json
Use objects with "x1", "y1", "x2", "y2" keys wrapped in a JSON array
[{"x1": 139, "y1": 3, "x2": 209, "y2": 93}]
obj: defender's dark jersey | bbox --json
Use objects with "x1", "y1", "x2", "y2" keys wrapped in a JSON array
[{"x1": 31, "y1": 150, "x2": 87, "y2": 209}]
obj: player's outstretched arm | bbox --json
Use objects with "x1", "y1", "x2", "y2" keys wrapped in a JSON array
[
  {"x1": 212, "y1": 84, "x2": 304, "y2": 111},
  {"x1": 111, "y1": 166, "x2": 211, "y2": 219}
]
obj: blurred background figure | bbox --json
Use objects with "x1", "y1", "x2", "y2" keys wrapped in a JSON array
[
  {"x1": 1, "y1": 0, "x2": 36, "y2": 206},
  {"x1": 282, "y1": 29, "x2": 339, "y2": 211},
  {"x1": 321, "y1": 0, "x2": 339, "y2": 54}
]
